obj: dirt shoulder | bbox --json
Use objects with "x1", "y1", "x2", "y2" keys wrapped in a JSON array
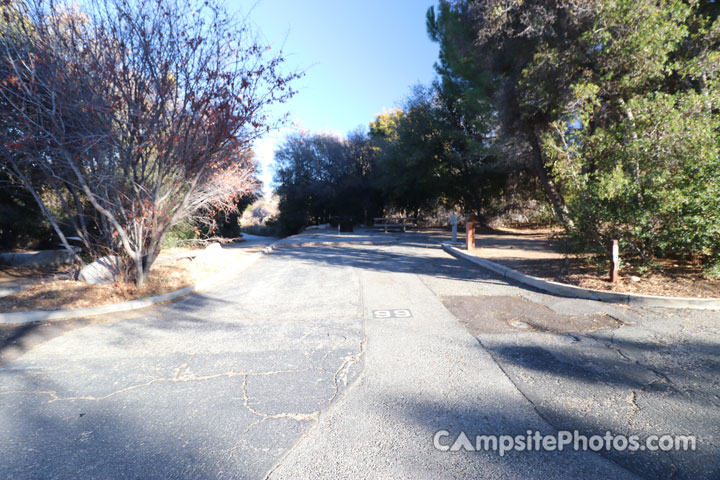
[
  {"x1": 467, "y1": 227, "x2": 720, "y2": 299},
  {"x1": 0, "y1": 243, "x2": 265, "y2": 313}
]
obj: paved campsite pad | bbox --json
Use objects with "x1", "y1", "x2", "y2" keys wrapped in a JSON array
[
  {"x1": 0, "y1": 244, "x2": 365, "y2": 479},
  {"x1": 443, "y1": 294, "x2": 720, "y2": 480}
]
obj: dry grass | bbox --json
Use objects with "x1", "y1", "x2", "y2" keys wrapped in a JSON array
[
  {"x1": 472, "y1": 228, "x2": 720, "y2": 299},
  {"x1": 546, "y1": 257, "x2": 720, "y2": 299},
  {"x1": 0, "y1": 246, "x2": 257, "y2": 313}
]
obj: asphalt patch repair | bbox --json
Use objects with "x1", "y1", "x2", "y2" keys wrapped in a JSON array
[{"x1": 441, "y1": 295, "x2": 621, "y2": 336}]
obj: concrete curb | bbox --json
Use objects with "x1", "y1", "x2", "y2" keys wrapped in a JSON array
[
  {"x1": 442, "y1": 243, "x2": 720, "y2": 310},
  {"x1": 0, "y1": 238, "x2": 396, "y2": 325}
]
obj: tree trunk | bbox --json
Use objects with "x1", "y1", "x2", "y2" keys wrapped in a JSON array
[
  {"x1": 141, "y1": 244, "x2": 162, "y2": 287},
  {"x1": 618, "y1": 98, "x2": 641, "y2": 186},
  {"x1": 12, "y1": 168, "x2": 83, "y2": 264},
  {"x1": 528, "y1": 131, "x2": 575, "y2": 229},
  {"x1": 135, "y1": 252, "x2": 146, "y2": 288}
]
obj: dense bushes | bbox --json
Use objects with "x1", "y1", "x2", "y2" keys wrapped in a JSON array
[
  {"x1": 0, "y1": 184, "x2": 54, "y2": 250},
  {"x1": 429, "y1": 0, "x2": 720, "y2": 264},
  {"x1": 274, "y1": 131, "x2": 382, "y2": 235}
]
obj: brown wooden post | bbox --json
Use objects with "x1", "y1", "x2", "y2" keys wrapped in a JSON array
[
  {"x1": 466, "y1": 216, "x2": 476, "y2": 250},
  {"x1": 610, "y1": 239, "x2": 620, "y2": 283}
]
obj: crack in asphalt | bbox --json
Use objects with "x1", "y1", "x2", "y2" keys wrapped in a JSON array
[
  {"x1": 626, "y1": 390, "x2": 640, "y2": 423},
  {"x1": 589, "y1": 325, "x2": 678, "y2": 429},
  {"x1": 0, "y1": 368, "x2": 311, "y2": 403},
  {"x1": 1, "y1": 248, "x2": 375, "y2": 479},
  {"x1": 226, "y1": 417, "x2": 272, "y2": 460},
  {"x1": 240, "y1": 374, "x2": 319, "y2": 422},
  {"x1": 328, "y1": 351, "x2": 363, "y2": 404},
  {"x1": 262, "y1": 266, "x2": 369, "y2": 480},
  {"x1": 227, "y1": 340, "x2": 365, "y2": 464},
  {"x1": 257, "y1": 353, "x2": 362, "y2": 480}
]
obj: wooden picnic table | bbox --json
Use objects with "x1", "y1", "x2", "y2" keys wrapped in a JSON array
[{"x1": 373, "y1": 217, "x2": 416, "y2": 233}]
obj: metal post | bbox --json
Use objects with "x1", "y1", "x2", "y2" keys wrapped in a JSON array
[{"x1": 451, "y1": 213, "x2": 457, "y2": 243}]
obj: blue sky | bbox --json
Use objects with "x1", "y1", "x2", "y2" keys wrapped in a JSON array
[{"x1": 227, "y1": 0, "x2": 440, "y2": 191}]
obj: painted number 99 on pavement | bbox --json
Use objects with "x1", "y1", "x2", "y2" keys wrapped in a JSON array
[{"x1": 372, "y1": 309, "x2": 412, "y2": 319}]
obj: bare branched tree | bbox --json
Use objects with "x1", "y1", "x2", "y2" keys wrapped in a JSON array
[{"x1": 0, "y1": 0, "x2": 299, "y2": 285}]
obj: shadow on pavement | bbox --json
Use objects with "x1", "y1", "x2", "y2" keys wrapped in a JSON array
[
  {"x1": 0, "y1": 318, "x2": 103, "y2": 367},
  {"x1": 0, "y1": 291, "x2": 235, "y2": 367},
  {"x1": 2, "y1": 237, "x2": 717, "y2": 479},
  {"x1": 384, "y1": 393, "x2": 640, "y2": 479},
  {"x1": 468, "y1": 335, "x2": 719, "y2": 479},
  {"x1": 268, "y1": 243, "x2": 509, "y2": 284},
  {"x1": 394, "y1": 359, "x2": 717, "y2": 480}
]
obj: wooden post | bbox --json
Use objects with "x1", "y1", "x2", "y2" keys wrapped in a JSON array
[
  {"x1": 466, "y1": 217, "x2": 476, "y2": 250},
  {"x1": 610, "y1": 239, "x2": 620, "y2": 283}
]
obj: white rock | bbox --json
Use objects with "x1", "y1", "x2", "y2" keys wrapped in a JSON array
[
  {"x1": 78, "y1": 255, "x2": 120, "y2": 285},
  {"x1": 630, "y1": 275, "x2": 641, "y2": 282}
]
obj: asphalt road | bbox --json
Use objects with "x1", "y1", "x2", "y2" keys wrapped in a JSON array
[{"x1": 0, "y1": 233, "x2": 717, "y2": 479}]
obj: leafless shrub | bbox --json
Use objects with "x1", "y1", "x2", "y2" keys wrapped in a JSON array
[{"x1": 0, "y1": 0, "x2": 299, "y2": 285}]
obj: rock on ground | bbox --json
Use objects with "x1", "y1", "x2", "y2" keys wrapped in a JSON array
[{"x1": 78, "y1": 255, "x2": 120, "y2": 285}]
